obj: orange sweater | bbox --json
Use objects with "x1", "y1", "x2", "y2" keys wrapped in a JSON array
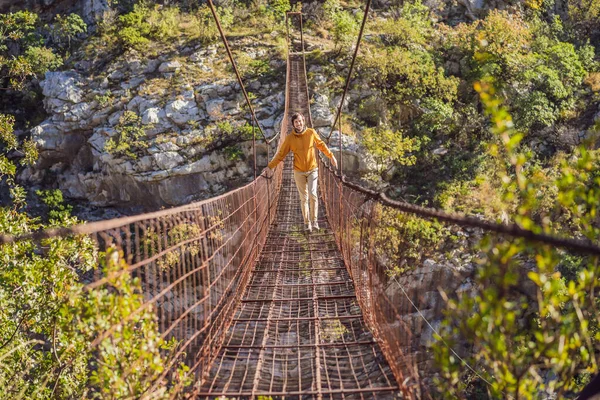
[{"x1": 268, "y1": 128, "x2": 334, "y2": 172}]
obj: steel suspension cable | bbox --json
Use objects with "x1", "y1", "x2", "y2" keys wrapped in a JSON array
[
  {"x1": 389, "y1": 275, "x2": 514, "y2": 398},
  {"x1": 206, "y1": 0, "x2": 279, "y2": 144},
  {"x1": 319, "y1": 161, "x2": 600, "y2": 256},
  {"x1": 324, "y1": 0, "x2": 372, "y2": 142}
]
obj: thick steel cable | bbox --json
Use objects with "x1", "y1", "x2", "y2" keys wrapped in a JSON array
[
  {"x1": 310, "y1": 0, "x2": 600, "y2": 256},
  {"x1": 324, "y1": 0, "x2": 372, "y2": 143},
  {"x1": 318, "y1": 161, "x2": 600, "y2": 256},
  {"x1": 206, "y1": 0, "x2": 279, "y2": 144}
]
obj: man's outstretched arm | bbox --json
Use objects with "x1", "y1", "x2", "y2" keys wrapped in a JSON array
[
  {"x1": 313, "y1": 131, "x2": 338, "y2": 169},
  {"x1": 266, "y1": 136, "x2": 290, "y2": 171}
]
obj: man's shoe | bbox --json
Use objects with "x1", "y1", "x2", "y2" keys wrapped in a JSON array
[
  {"x1": 306, "y1": 222, "x2": 312, "y2": 232},
  {"x1": 313, "y1": 222, "x2": 320, "y2": 230}
]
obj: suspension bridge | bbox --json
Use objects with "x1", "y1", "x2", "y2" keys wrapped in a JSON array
[{"x1": 3, "y1": 4, "x2": 600, "y2": 399}]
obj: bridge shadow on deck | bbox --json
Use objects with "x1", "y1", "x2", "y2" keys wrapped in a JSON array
[{"x1": 197, "y1": 158, "x2": 399, "y2": 399}]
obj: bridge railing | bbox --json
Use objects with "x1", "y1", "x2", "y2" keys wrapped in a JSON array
[
  {"x1": 317, "y1": 158, "x2": 423, "y2": 397},
  {"x1": 0, "y1": 70, "x2": 289, "y2": 400}
]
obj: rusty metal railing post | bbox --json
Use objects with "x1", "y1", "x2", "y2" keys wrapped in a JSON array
[
  {"x1": 338, "y1": 116, "x2": 343, "y2": 255},
  {"x1": 267, "y1": 146, "x2": 272, "y2": 225},
  {"x1": 252, "y1": 118, "x2": 256, "y2": 181},
  {"x1": 285, "y1": 12, "x2": 290, "y2": 48}
]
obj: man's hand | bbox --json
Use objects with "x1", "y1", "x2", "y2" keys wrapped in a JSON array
[
  {"x1": 263, "y1": 166, "x2": 272, "y2": 176},
  {"x1": 331, "y1": 155, "x2": 338, "y2": 169}
]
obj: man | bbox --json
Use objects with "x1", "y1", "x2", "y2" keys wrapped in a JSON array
[{"x1": 265, "y1": 112, "x2": 338, "y2": 232}]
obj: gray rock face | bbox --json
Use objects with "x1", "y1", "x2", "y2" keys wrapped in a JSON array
[
  {"x1": 205, "y1": 99, "x2": 224, "y2": 120},
  {"x1": 28, "y1": 41, "x2": 285, "y2": 207},
  {"x1": 165, "y1": 98, "x2": 200, "y2": 125},
  {"x1": 0, "y1": 0, "x2": 109, "y2": 23},
  {"x1": 41, "y1": 71, "x2": 84, "y2": 105},
  {"x1": 152, "y1": 151, "x2": 184, "y2": 170},
  {"x1": 142, "y1": 107, "x2": 162, "y2": 125},
  {"x1": 311, "y1": 93, "x2": 334, "y2": 127},
  {"x1": 159, "y1": 60, "x2": 182, "y2": 73}
]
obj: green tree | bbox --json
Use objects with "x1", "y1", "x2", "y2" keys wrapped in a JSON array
[
  {"x1": 434, "y1": 80, "x2": 600, "y2": 398},
  {"x1": 268, "y1": 0, "x2": 290, "y2": 22},
  {"x1": 104, "y1": 111, "x2": 149, "y2": 159},
  {"x1": 0, "y1": 11, "x2": 63, "y2": 90},
  {"x1": 0, "y1": 113, "x2": 191, "y2": 397},
  {"x1": 361, "y1": 125, "x2": 419, "y2": 183},
  {"x1": 331, "y1": 10, "x2": 359, "y2": 54},
  {"x1": 48, "y1": 13, "x2": 87, "y2": 49}
]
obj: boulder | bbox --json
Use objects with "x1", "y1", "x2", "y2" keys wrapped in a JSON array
[
  {"x1": 40, "y1": 71, "x2": 84, "y2": 105},
  {"x1": 142, "y1": 107, "x2": 163, "y2": 125},
  {"x1": 205, "y1": 99, "x2": 224, "y2": 120},
  {"x1": 165, "y1": 98, "x2": 200, "y2": 125},
  {"x1": 152, "y1": 151, "x2": 184, "y2": 170},
  {"x1": 159, "y1": 60, "x2": 182, "y2": 73}
]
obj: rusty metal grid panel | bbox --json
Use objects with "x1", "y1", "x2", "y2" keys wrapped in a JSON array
[
  {"x1": 319, "y1": 158, "x2": 436, "y2": 399},
  {"x1": 196, "y1": 157, "x2": 398, "y2": 399},
  {"x1": 196, "y1": 19, "x2": 399, "y2": 396},
  {"x1": 0, "y1": 65, "x2": 290, "y2": 400}
]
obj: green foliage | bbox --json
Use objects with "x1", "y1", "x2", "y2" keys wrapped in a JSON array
[
  {"x1": 104, "y1": 111, "x2": 148, "y2": 159},
  {"x1": 268, "y1": 0, "x2": 290, "y2": 22},
  {"x1": 414, "y1": 97, "x2": 455, "y2": 136},
  {"x1": 445, "y1": 10, "x2": 593, "y2": 131},
  {"x1": 224, "y1": 145, "x2": 244, "y2": 161},
  {"x1": 322, "y1": 0, "x2": 341, "y2": 22},
  {"x1": 0, "y1": 11, "x2": 64, "y2": 90},
  {"x1": 567, "y1": 0, "x2": 600, "y2": 36},
  {"x1": 331, "y1": 10, "x2": 359, "y2": 53},
  {"x1": 94, "y1": 90, "x2": 114, "y2": 108},
  {"x1": 360, "y1": 44, "x2": 459, "y2": 122},
  {"x1": 0, "y1": 113, "x2": 38, "y2": 209},
  {"x1": 0, "y1": 11, "x2": 40, "y2": 53},
  {"x1": 361, "y1": 125, "x2": 419, "y2": 183},
  {"x1": 0, "y1": 208, "x2": 189, "y2": 397},
  {"x1": 117, "y1": 3, "x2": 152, "y2": 50},
  {"x1": 190, "y1": 5, "x2": 233, "y2": 44},
  {"x1": 48, "y1": 13, "x2": 87, "y2": 48},
  {"x1": 36, "y1": 189, "x2": 74, "y2": 225},
  {"x1": 357, "y1": 96, "x2": 387, "y2": 126},
  {"x1": 216, "y1": 120, "x2": 234, "y2": 135},
  {"x1": 116, "y1": 3, "x2": 215, "y2": 50},
  {"x1": 0, "y1": 116, "x2": 190, "y2": 396},
  {"x1": 434, "y1": 81, "x2": 600, "y2": 398},
  {"x1": 374, "y1": 206, "x2": 448, "y2": 274},
  {"x1": 234, "y1": 53, "x2": 273, "y2": 79}
]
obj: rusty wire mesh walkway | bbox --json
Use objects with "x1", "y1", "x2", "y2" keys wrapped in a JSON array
[{"x1": 197, "y1": 156, "x2": 398, "y2": 398}]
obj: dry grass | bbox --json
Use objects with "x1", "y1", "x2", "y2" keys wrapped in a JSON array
[{"x1": 585, "y1": 72, "x2": 600, "y2": 92}]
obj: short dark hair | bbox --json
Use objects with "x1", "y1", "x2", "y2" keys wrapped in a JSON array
[{"x1": 291, "y1": 112, "x2": 304, "y2": 123}]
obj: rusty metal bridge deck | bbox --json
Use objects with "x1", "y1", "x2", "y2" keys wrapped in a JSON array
[
  {"x1": 196, "y1": 28, "x2": 399, "y2": 398},
  {"x1": 197, "y1": 159, "x2": 398, "y2": 398}
]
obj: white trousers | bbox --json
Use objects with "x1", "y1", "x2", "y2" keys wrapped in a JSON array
[{"x1": 293, "y1": 168, "x2": 318, "y2": 225}]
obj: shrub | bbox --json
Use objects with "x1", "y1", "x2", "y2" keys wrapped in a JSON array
[
  {"x1": 514, "y1": 90, "x2": 558, "y2": 130},
  {"x1": 567, "y1": 0, "x2": 600, "y2": 36},
  {"x1": 190, "y1": 5, "x2": 232, "y2": 43},
  {"x1": 268, "y1": 0, "x2": 290, "y2": 22},
  {"x1": 361, "y1": 125, "x2": 419, "y2": 182},
  {"x1": 357, "y1": 96, "x2": 387, "y2": 126},
  {"x1": 434, "y1": 81, "x2": 600, "y2": 398},
  {"x1": 331, "y1": 10, "x2": 359, "y2": 53},
  {"x1": 0, "y1": 115, "x2": 191, "y2": 397},
  {"x1": 224, "y1": 145, "x2": 244, "y2": 161},
  {"x1": 0, "y1": 11, "x2": 63, "y2": 90},
  {"x1": 104, "y1": 111, "x2": 148, "y2": 159},
  {"x1": 48, "y1": 13, "x2": 87, "y2": 48},
  {"x1": 373, "y1": 206, "x2": 448, "y2": 273}
]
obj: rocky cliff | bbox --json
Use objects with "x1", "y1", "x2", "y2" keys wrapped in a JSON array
[
  {"x1": 22, "y1": 31, "x2": 366, "y2": 208},
  {"x1": 0, "y1": 0, "x2": 108, "y2": 23}
]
